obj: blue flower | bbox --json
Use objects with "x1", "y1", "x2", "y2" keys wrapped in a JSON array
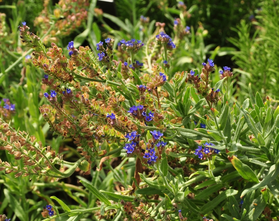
[
  {"x1": 150, "y1": 130, "x2": 163, "y2": 140},
  {"x1": 46, "y1": 205, "x2": 52, "y2": 210},
  {"x1": 136, "y1": 60, "x2": 143, "y2": 67},
  {"x1": 202, "y1": 62, "x2": 206, "y2": 66},
  {"x1": 10, "y1": 104, "x2": 15, "y2": 111},
  {"x1": 178, "y1": 209, "x2": 182, "y2": 213},
  {"x1": 125, "y1": 131, "x2": 139, "y2": 141},
  {"x1": 219, "y1": 70, "x2": 224, "y2": 74},
  {"x1": 208, "y1": 59, "x2": 214, "y2": 67},
  {"x1": 44, "y1": 92, "x2": 49, "y2": 98},
  {"x1": 223, "y1": 66, "x2": 231, "y2": 71},
  {"x1": 178, "y1": 1, "x2": 184, "y2": 5},
  {"x1": 25, "y1": 55, "x2": 31, "y2": 59},
  {"x1": 214, "y1": 149, "x2": 220, "y2": 154},
  {"x1": 159, "y1": 72, "x2": 167, "y2": 82},
  {"x1": 44, "y1": 74, "x2": 48, "y2": 79},
  {"x1": 22, "y1": 21, "x2": 26, "y2": 26},
  {"x1": 124, "y1": 61, "x2": 128, "y2": 66},
  {"x1": 106, "y1": 113, "x2": 116, "y2": 120},
  {"x1": 48, "y1": 211, "x2": 54, "y2": 216},
  {"x1": 190, "y1": 70, "x2": 195, "y2": 76},
  {"x1": 67, "y1": 41, "x2": 74, "y2": 50},
  {"x1": 96, "y1": 41, "x2": 103, "y2": 50},
  {"x1": 174, "y1": 20, "x2": 179, "y2": 25},
  {"x1": 200, "y1": 123, "x2": 206, "y2": 128},
  {"x1": 124, "y1": 143, "x2": 134, "y2": 154},
  {"x1": 97, "y1": 52, "x2": 106, "y2": 61},
  {"x1": 185, "y1": 26, "x2": 190, "y2": 32},
  {"x1": 50, "y1": 90, "x2": 57, "y2": 97},
  {"x1": 143, "y1": 152, "x2": 151, "y2": 159},
  {"x1": 69, "y1": 51, "x2": 73, "y2": 56},
  {"x1": 138, "y1": 85, "x2": 147, "y2": 90},
  {"x1": 204, "y1": 147, "x2": 210, "y2": 154},
  {"x1": 163, "y1": 60, "x2": 168, "y2": 64},
  {"x1": 156, "y1": 141, "x2": 167, "y2": 147},
  {"x1": 66, "y1": 88, "x2": 71, "y2": 94},
  {"x1": 216, "y1": 89, "x2": 220, "y2": 92},
  {"x1": 105, "y1": 38, "x2": 111, "y2": 43},
  {"x1": 4, "y1": 219, "x2": 11, "y2": 221},
  {"x1": 198, "y1": 152, "x2": 203, "y2": 159}
]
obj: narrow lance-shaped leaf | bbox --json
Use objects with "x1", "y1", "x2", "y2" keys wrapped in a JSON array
[{"x1": 231, "y1": 156, "x2": 259, "y2": 183}]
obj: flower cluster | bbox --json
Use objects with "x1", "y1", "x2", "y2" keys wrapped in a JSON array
[
  {"x1": 98, "y1": 52, "x2": 106, "y2": 61},
  {"x1": 41, "y1": 205, "x2": 55, "y2": 218},
  {"x1": 219, "y1": 66, "x2": 233, "y2": 79},
  {"x1": 156, "y1": 32, "x2": 176, "y2": 49},
  {"x1": 140, "y1": 15, "x2": 149, "y2": 24},
  {"x1": 2, "y1": 99, "x2": 15, "y2": 111},
  {"x1": 159, "y1": 72, "x2": 167, "y2": 82},
  {"x1": 194, "y1": 143, "x2": 220, "y2": 159},
  {"x1": 128, "y1": 105, "x2": 154, "y2": 122},
  {"x1": 150, "y1": 130, "x2": 163, "y2": 140},
  {"x1": 118, "y1": 39, "x2": 144, "y2": 53},
  {"x1": 143, "y1": 147, "x2": 157, "y2": 164},
  {"x1": 123, "y1": 131, "x2": 140, "y2": 154},
  {"x1": 67, "y1": 41, "x2": 75, "y2": 56}
]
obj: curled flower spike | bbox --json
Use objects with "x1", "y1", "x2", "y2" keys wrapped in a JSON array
[
  {"x1": 96, "y1": 41, "x2": 103, "y2": 50},
  {"x1": 98, "y1": 52, "x2": 106, "y2": 61},
  {"x1": 67, "y1": 41, "x2": 74, "y2": 56},
  {"x1": 156, "y1": 32, "x2": 176, "y2": 49},
  {"x1": 143, "y1": 148, "x2": 158, "y2": 164},
  {"x1": 220, "y1": 66, "x2": 233, "y2": 79},
  {"x1": 159, "y1": 72, "x2": 167, "y2": 82}
]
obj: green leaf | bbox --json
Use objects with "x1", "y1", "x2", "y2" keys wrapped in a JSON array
[
  {"x1": 255, "y1": 92, "x2": 264, "y2": 108},
  {"x1": 188, "y1": 99, "x2": 206, "y2": 115},
  {"x1": 191, "y1": 87, "x2": 200, "y2": 103},
  {"x1": 92, "y1": 22, "x2": 101, "y2": 43},
  {"x1": 136, "y1": 187, "x2": 164, "y2": 197},
  {"x1": 231, "y1": 156, "x2": 259, "y2": 183},
  {"x1": 103, "y1": 13, "x2": 130, "y2": 33},
  {"x1": 4, "y1": 189, "x2": 27, "y2": 221},
  {"x1": 200, "y1": 189, "x2": 238, "y2": 214},
  {"x1": 50, "y1": 196, "x2": 71, "y2": 212},
  {"x1": 221, "y1": 214, "x2": 240, "y2": 221},
  {"x1": 194, "y1": 180, "x2": 216, "y2": 190},
  {"x1": 163, "y1": 82, "x2": 175, "y2": 99},
  {"x1": 100, "y1": 191, "x2": 134, "y2": 202},
  {"x1": 74, "y1": 28, "x2": 90, "y2": 48},
  {"x1": 160, "y1": 154, "x2": 168, "y2": 176},
  {"x1": 241, "y1": 163, "x2": 279, "y2": 197},
  {"x1": 249, "y1": 194, "x2": 267, "y2": 220},
  {"x1": 214, "y1": 77, "x2": 226, "y2": 91},
  {"x1": 194, "y1": 184, "x2": 223, "y2": 200},
  {"x1": 67, "y1": 214, "x2": 84, "y2": 221},
  {"x1": 79, "y1": 179, "x2": 111, "y2": 205},
  {"x1": 218, "y1": 104, "x2": 229, "y2": 130},
  {"x1": 223, "y1": 117, "x2": 231, "y2": 143}
]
